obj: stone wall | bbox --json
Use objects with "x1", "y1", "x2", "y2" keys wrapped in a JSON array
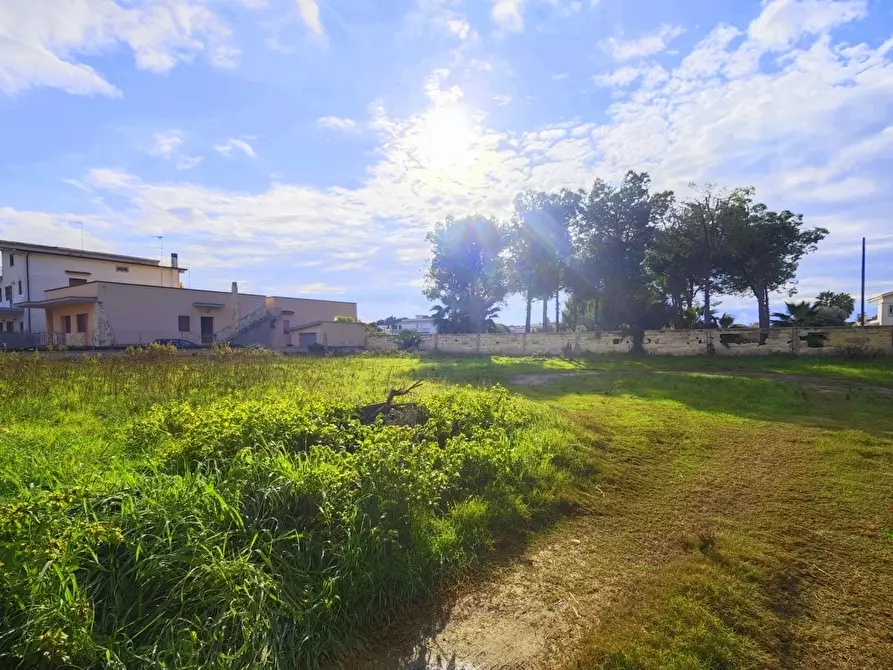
[{"x1": 410, "y1": 327, "x2": 893, "y2": 357}]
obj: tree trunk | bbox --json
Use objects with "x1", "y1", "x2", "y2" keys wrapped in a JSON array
[
  {"x1": 703, "y1": 280, "x2": 711, "y2": 329},
  {"x1": 542, "y1": 297, "x2": 549, "y2": 332},
  {"x1": 555, "y1": 286, "x2": 560, "y2": 333},
  {"x1": 525, "y1": 291, "x2": 532, "y2": 334}
]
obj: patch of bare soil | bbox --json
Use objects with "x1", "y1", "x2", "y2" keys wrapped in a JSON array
[{"x1": 336, "y1": 408, "x2": 823, "y2": 670}]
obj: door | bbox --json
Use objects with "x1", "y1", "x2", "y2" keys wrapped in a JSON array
[
  {"x1": 200, "y1": 316, "x2": 214, "y2": 344},
  {"x1": 298, "y1": 332, "x2": 317, "y2": 348}
]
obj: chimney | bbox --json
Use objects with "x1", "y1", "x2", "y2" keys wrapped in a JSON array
[
  {"x1": 231, "y1": 282, "x2": 239, "y2": 330},
  {"x1": 170, "y1": 253, "x2": 178, "y2": 268}
]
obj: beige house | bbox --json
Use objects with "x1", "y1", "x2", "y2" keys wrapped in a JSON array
[
  {"x1": 868, "y1": 291, "x2": 893, "y2": 326},
  {"x1": 20, "y1": 280, "x2": 363, "y2": 349},
  {"x1": 1, "y1": 240, "x2": 184, "y2": 336}
]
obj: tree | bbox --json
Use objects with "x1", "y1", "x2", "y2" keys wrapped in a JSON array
[
  {"x1": 648, "y1": 214, "x2": 705, "y2": 329},
  {"x1": 719, "y1": 197, "x2": 828, "y2": 330},
  {"x1": 815, "y1": 291, "x2": 855, "y2": 319},
  {"x1": 425, "y1": 216, "x2": 509, "y2": 333},
  {"x1": 569, "y1": 171, "x2": 673, "y2": 349},
  {"x1": 375, "y1": 316, "x2": 401, "y2": 326},
  {"x1": 771, "y1": 300, "x2": 847, "y2": 328},
  {"x1": 509, "y1": 190, "x2": 580, "y2": 333},
  {"x1": 680, "y1": 184, "x2": 743, "y2": 328},
  {"x1": 430, "y1": 301, "x2": 502, "y2": 334}
]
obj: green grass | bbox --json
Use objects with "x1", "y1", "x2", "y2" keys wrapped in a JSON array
[
  {"x1": 413, "y1": 352, "x2": 893, "y2": 388},
  {"x1": 2, "y1": 349, "x2": 892, "y2": 669},
  {"x1": 0, "y1": 349, "x2": 575, "y2": 668}
]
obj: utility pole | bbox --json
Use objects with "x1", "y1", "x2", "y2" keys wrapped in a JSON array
[{"x1": 860, "y1": 237, "x2": 866, "y2": 327}]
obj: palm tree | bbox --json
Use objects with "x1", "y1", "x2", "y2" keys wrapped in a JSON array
[{"x1": 771, "y1": 301, "x2": 820, "y2": 327}]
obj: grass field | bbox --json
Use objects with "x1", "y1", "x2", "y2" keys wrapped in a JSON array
[{"x1": 1, "y1": 349, "x2": 892, "y2": 669}]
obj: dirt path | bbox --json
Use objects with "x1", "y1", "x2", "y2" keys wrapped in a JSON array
[
  {"x1": 510, "y1": 369, "x2": 893, "y2": 398},
  {"x1": 336, "y1": 371, "x2": 893, "y2": 670}
]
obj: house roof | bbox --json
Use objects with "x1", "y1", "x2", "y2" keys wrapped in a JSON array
[
  {"x1": 0, "y1": 239, "x2": 186, "y2": 271},
  {"x1": 867, "y1": 291, "x2": 893, "y2": 303}
]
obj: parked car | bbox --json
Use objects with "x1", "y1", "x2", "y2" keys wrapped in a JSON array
[{"x1": 153, "y1": 338, "x2": 201, "y2": 349}]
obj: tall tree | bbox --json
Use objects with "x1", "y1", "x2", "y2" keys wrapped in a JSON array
[
  {"x1": 509, "y1": 189, "x2": 580, "y2": 332},
  {"x1": 815, "y1": 291, "x2": 855, "y2": 319},
  {"x1": 680, "y1": 184, "x2": 740, "y2": 328},
  {"x1": 425, "y1": 215, "x2": 509, "y2": 333},
  {"x1": 719, "y1": 198, "x2": 828, "y2": 330},
  {"x1": 648, "y1": 209, "x2": 704, "y2": 329},
  {"x1": 569, "y1": 171, "x2": 673, "y2": 349}
]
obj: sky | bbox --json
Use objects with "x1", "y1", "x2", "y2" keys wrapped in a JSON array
[{"x1": 1, "y1": 0, "x2": 893, "y2": 326}]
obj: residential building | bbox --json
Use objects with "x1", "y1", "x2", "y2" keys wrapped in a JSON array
[
  {"x1": 381, "y1": 315, "x2": 438, "y2": 334},
  {"x1": 19, "y1": 280, "x2": 361, "y2": 349},
  {"x1": 0, "y1": 240, "x2": 184, "y2": 336},
  {"x1": 867, "y1": 291, "x2": 893, "y2": 326}
]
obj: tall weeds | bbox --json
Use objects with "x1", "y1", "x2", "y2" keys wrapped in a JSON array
[{"x1": 0, "y1": 350, "x2": 571, "y2": 668}]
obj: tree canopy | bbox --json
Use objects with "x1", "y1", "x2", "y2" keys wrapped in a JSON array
[{"x1": 423, "y1": 172, "x2": 829, "y2": 337}]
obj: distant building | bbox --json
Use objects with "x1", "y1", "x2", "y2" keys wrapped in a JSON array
[
  {"x1": 867, "y1": 291, "x2": 893, "y2": 326},
  {"x1": 1, "y1": 240, "x2": 183, "y2": 335},
  {"x1": 1, "y1": 239, "x2": 363, "y2": 349},
  {"x1": 381, "y1": 315, "x2": 438, "y2": 334}
]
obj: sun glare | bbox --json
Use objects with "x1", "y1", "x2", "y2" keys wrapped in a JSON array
[{"x1": 417, "y1": 106, "x2": 474, "y2": 169}]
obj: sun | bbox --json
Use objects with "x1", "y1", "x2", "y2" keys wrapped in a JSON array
[{"x1": 417, "y1": 105, "x2": 474, "y2": 169}]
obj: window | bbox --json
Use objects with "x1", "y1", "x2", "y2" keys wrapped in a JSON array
[
  {"x1": 62, "y1": 315, "x2": 72, "y2": 334},
  {"x1": 178, "y1": 315, "x2": 191, "y2": 332},
  {"x1": 3, "y1": 286, "x2": 10, "y2": 301},
  {"x1": 889, "y1": 305, "x2": 893, "y2": 316},
  {"x1": 8, "y1": 254, "x2": 13, "y2": 267},
  {"x1": 17, "y1": 280, "x2": 22, "y2": 295},
  {"x1": 283, "y1": 319, "x2": 290, "y2": 334},
  {"x1": 4, "y1": 322, "x2": 11, "y2": 333},
  {"x1": 116, "y1": 266, "x2": 129, "y2": 273},
  {"x1": 19, "y1": 322, "x2": 23, "y2": 333},
  {"x1": 76, "y1": 313, "x2": 87, "y2": 333},
  {"x1": 68, "y1": 278, "x2": 87, "y2": 287}
]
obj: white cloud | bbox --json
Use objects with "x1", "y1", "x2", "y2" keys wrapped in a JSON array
[
  {"x1": 214, "y1": 138, "x2": 258, "y2": 158},
  {"x1": 318, "y1": 116, "x2": 359, "y2": 132},
  {"x1": 424, "y1": 68, "x2": 464, "y2": 105},
  {"x1": 0, "y1": 0, "x2": 238, "y2": 97},
  {"x1": 175, "y1": 155, "x2": 204, "y2": 171},
  {"x1": 8, "y1": 0, "x2": 893, "y2": 316},
  {"x1": 295, "y1": 0, "x2": 324, "y2": 37},
  {"x1": 492, "y1": 0, "x2": 525, "y2": 32},
  {"x1": 748, "y1": 0, "x2": 867, "y2": 49},
  {"x1": 446, "y1": 18, "x2": 472, "y2": 39},
  {"x1": 291, "y1": 283, "x2": 346, "y2": 295},
  {"x1": 602, "y1": 24, "x2": 685, "y2": 61},
  {"x1": 147, "y1": 131, "x2": 184, "y2": 160},
  {"x1": 493, "y1": 94, "x2": 513, "y2": 106},
  {"x1": 552, "y1": 72, "x2": 570, "y2": 80},
  {"x1": 146, "y1": 131, "x2": 202, "y2": 170}
]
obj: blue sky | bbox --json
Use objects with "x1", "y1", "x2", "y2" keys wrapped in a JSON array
[{"x1": 2, "y1": 0, "x2": 893, "y2": 325}]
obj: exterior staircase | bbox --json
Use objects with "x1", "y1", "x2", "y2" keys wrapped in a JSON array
[{"x1": 213, "y1": 306, "x2": 281, "y2": 345}]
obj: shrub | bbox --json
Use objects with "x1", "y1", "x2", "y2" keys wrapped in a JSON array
[
  {"x1": 841, "y1": 344, "x2": 885, "y2": 360},
  {"x1": 397, "y1": 330, "x2": 423, "y2": 351},
  {"x1": 0, "y1": 386, "x2": 569, "y2": 669}
]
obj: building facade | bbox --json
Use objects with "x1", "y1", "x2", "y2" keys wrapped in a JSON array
[
  {"x1": 381, "y1": 316, "x2": 439, "y2": 334},
  {"x1": 868, "y1": 291, "x2": 893, "y2": 326},
  {"x1": 19, "y1": 280, "x2": 360, "y2": 348},
  {"x1": 0, "y1": 240, "x2": 183, "y2": 336}
]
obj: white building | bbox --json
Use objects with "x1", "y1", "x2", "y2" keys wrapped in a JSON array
[
  {"x1": 381, "y1": 315, "x2": 439, "y2": 334},
  {"x1": 867, "y1": 291, "x2": 893, "y2": 326},
  {"x1": 0, "y1": 240, "x2": 184, "y2": 336}
]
